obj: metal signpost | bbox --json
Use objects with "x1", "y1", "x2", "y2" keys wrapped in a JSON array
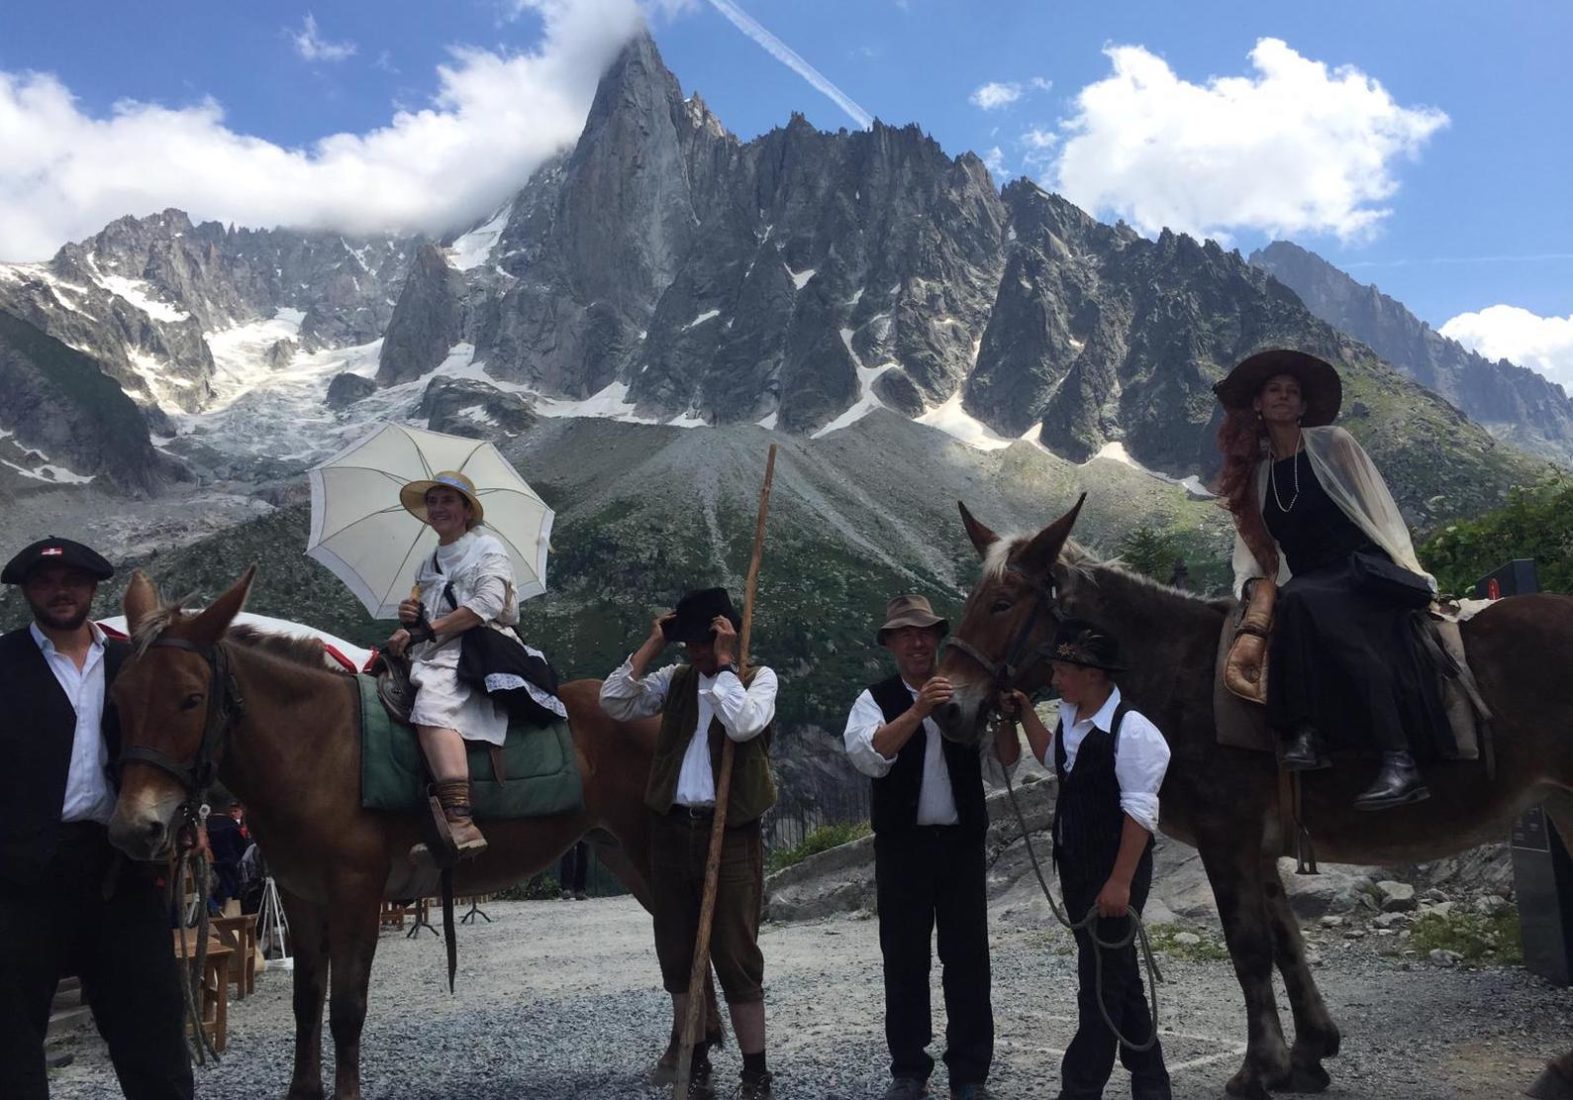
[{"x1": 1479, "y1": 559, "x2": 1573, "y2": 986}]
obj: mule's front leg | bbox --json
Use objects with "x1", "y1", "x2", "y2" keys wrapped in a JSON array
[
  {"x1": 1261, "y1": 857, "x2": 1340, "y2": 1092},
  {"x1": 1199, "y1": 840, "x2": 1290, "y2": 1099},
  {"x1": 281, "y1": 891, "x2": 329, "y2": 1100},
  {"x1": 326, "y1": 877, "x2": 383, "y2": 1100}
]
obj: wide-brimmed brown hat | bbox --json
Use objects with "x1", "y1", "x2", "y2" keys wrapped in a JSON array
[
  {"x1": 876, "y1": 594, "x2": 949, "y2": 646},
  {"x1": 1213, "y1": 349, "x2": 1343, "y2": 427},
  {"x1": 399, "y1": 470, "x2": 485, "y2": 525}
]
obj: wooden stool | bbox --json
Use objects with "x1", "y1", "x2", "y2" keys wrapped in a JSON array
[
  {"x1": 209, "y1": 914, "x2": 258, "y2": 999},
  {"x1": 172, "y1": 929, "x2": 233, "y2": 1053}
]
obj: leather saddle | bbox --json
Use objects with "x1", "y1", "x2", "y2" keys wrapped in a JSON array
[{"x1": 1214, "y1": 599, "x2": 1493, "y2": 768}]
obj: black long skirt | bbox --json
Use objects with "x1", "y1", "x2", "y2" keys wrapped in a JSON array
[{"x1": 1266, "y1": 558, "x2": 1448, "y2": 757}]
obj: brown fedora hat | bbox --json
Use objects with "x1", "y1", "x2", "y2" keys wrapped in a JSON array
[
  {"x1": 876, "y1": 594, "x2": 949, "y2": 646},
  {"x1": 1213, "y1": 349, "x2": 1342, "y2": 428}
]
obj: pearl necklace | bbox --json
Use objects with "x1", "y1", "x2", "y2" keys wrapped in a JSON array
[{"x1": 1270, "y1": 447, "x2": 1301, "y2": 512}]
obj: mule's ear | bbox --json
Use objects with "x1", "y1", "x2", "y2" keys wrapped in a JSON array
[
  {"x1": 188, "y1": 565, "x2": 257, "y2": 646},
  {"x1": 1019, "y1": 493, "x2": 1087, "y2": 574},
  {"x1": 123, "y1": 570, "x2": 160, "y2": 636},
  {"x1": 958, "y1": 501, "x2": 998, "y2": 558}
]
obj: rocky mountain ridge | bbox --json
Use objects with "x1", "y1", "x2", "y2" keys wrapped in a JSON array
[{"x1": 1251, "y1": 240, "x2": 1573, "y2": 466}]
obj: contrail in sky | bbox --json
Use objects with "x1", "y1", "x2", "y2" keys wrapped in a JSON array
[{"x1": 705, "y1": 0, "x2": 874, "y2": 130}]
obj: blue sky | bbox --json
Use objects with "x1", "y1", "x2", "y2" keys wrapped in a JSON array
[{"x1": 2, "y1": 1, "x2": 1570, "y2": 384}]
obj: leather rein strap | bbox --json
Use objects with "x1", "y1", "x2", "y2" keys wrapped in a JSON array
[
  {"x1": 119, "y1": 636, "x2": 247, "y2": 834},
  {"x1": 944, "y1": 563, "x2": 1065, "y2": 696}
]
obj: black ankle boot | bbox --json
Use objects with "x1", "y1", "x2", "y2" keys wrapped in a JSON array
[
  {"x1": 1281, "y1": 725, "x2": 1330, "y2": 771},
  {"x1": 1354, "y1": 751, "x2": 1430, "y2": 810}
]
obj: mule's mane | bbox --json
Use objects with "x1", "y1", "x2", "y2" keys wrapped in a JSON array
[
  {"x1": 981, "y1": 532, "x2": 1220, "y2": 608},
  {"x1": 226, "y1": 625, "x2": 347, "y2": 673},
  {"x1": 130, "y1": 595, "x2": 352, "y2": 674}
]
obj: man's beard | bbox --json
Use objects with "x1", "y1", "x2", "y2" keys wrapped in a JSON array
[{"x1": 28, "y1": 596, "x2": 90, "y2": 631}]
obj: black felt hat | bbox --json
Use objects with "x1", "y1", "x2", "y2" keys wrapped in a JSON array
[
  {"x1": 663, "y1": 588, "x2": 742, "y2": 644},
  {"x1": 2, "y1": 537, "x2": 114, "y2": 586},
  {"x1": 1049, "y1": 618, "x2": 1125, "y2": 673},
  {"x1": 1213, "y1": 348, "x2": 1343, "y2": 428}
]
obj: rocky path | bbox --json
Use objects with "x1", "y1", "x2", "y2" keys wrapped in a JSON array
[{"x1": 48, "y1": 895, "x2": 1571, "y2": 1100}]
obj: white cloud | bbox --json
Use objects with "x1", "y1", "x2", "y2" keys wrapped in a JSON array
[
  {"x1": 291, "y1": 13, "x2": 358, "y2": 63},
  {"x1": 1048, "y1": 38, "x2": 1448, "y2": 243},
  {"x1": 703, "y1": 0, "x2": 872, "y2": 129},
  {"x1": 970, "y1": 81, "x2": 1022, "y2": 110},
  {"x1": 1440, "y1": 305, "x2": 1573, "y2": 389},
  {"x1": 982, "y1": 146, "x2": 1006, "y2": 179},
  {"x1": 0, "y1": 0, "x2": 646, "y2": 261},
  {"x1": 1019, "y1": 126, "x2": 1058, "y2": 173},
  {"x1": 1029, "y1": 76, "x2": 1052, "y2": 92}
]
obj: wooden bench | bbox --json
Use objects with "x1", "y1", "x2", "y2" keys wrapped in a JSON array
[
  {"x1": 209, "y1": 913, "x2": 259, "y2": 1000},
  {"x1": 172, "y1": 929, "x2": 233, "y2": 1054}
]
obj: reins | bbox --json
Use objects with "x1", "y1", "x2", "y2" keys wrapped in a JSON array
[
  {"x1": 946, "y1": 559, "x2": 1165, "y2": 1051},
  {"x1": 123, "y1": 634, "x2": 248, "y2": 1066}
]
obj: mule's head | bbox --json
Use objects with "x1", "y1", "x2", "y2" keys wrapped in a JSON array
[
  {"x1": 931, "y1": 496, "x2": 1085, "y2": 745},
  {"x1": 107, "y1": 567, "x2": 255, "y2": 860}
]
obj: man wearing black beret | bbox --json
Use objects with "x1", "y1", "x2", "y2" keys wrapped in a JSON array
[
  {"x1": 600, "y1": 587, "x2": 780, "y2": 1100},
  {"x1": 0, "y1": 538, "x2": 193, "y2": 1100}
]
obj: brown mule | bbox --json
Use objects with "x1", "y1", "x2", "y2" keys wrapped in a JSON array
[
  {"x1": 105, "y1": 567, "x2": 722, "y2": 1100},
  {"x1": 931, "y1": 498, "x2": 1573, "y2": 1100}
]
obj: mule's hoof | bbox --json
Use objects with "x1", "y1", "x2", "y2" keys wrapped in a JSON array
[
  {"x1": 1225, "y1": 1071, "x2": 1270, "y2": 1100},
  {"x1": 1287, "y1": 1063, "x2": 1332, "y2": 1093},
  {"x1": 649, "y1": 1059, "x2": 678, "y2": 1086},
  {"x1": 1527, "y1": 1064, "x2": 1573, "y2": 1100}
]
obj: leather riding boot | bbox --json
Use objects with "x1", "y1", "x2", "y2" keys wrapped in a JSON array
[
  {"x1": 1353, "y1": 751, "x2": 1430, "y2": 811},
  {"x1": 434, "y1": 779, "x2": 488, "y2": 856},
  {"x1": 1281, "y1": 724, "x2": 1331, "y2": 771}
]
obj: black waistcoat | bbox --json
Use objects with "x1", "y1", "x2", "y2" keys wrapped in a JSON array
[
  {"x1": 0, "y1": 629, "x2": 128, "y2": 883},
  {"x1": 1050, "y1": 701, "x2": 1151, "y2": 882},
  {"x1": 867, "y1": 674, "x2": 987, "y2": 838}
]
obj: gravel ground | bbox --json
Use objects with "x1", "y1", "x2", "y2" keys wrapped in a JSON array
[{"x1": 48, "y1": 896, "x2": 1572, "y2": 1100}]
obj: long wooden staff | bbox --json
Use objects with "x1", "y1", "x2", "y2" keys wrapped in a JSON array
[{"x1": 673, "y1": 443, "x2": 778, "y2": 1100}]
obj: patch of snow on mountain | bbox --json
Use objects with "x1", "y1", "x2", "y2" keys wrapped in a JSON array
[
  {"x1": 683, "y1": 309, "x2": 721, "y2": 331},
  {"x1": 812, "y1": 363, "x2": 896, "y2": 439},
  {"x1": 757, "y1": 411, "x2": 779, "y2": 430},
  {"x1": 448, "y1": 204, "x2": 512, "y2": 271},
  {"x1": 204, "y1": 311, "x2": 308, "y2": 409},
  {"x1": 0, "y1": 264, "x2": 92, "y2": 315},
  {"x1": 916, "y1": 392, "x2": 1017, "y2": 451},
  {"x1": 98, "y1": 274, "x2": 189, "y2": 322},
  {"x1": 1090, "y1": 441, "x2": 1213, "y2": 497},
  {"x1": 667, "y1": 409, "x2": 709, "y2": 428},
  {"x1": 838, "y1": 327, "x2": 860, "y2": 363},
  {"x1": 0, "y1": 430, "x2": 94, "y2": 484},
  {"x1": 791, "y1": 268, "x2": 817, "y2": 290},
  {"x1": 530, "y1": 381, "x2": 660, "y2": 424},
  {"x1": 176, "y1": 334, "x2": 393, "y2": 466}
]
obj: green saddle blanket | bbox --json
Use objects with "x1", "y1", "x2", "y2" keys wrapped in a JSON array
[{"x1": 356, "y1": 674, "x2": 583, "y2": 820}]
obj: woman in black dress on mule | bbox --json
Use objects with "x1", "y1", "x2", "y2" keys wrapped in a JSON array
[{"x1": 1214, "y1": 349, "x2": 1447, "y2": 810}]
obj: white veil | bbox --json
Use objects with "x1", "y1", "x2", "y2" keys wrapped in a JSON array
[{"x1": 1230, "y1": 425, "x2": 1436, "y2": 597}]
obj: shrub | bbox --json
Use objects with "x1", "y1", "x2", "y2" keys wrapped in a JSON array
[
  {"x1": 1409, "y1": 907, "x2": 1523, "y2": 965},
  {"x1": 766, "y1": 821, "x2": 871, "y2": 874}
]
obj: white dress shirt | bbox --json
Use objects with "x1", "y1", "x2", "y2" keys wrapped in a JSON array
[
  {"x1": 843, "y1": 683, "x2": 959, "y2": 826},
  {"x1": 599, "y1": 656, "x2": 777, "y2": 807},
  {"x1": 31, "y1": 622, "x2": 116, "y2": 825},
  {"x1": 1044, "y1": 686, "x2": 1168, "y2": 836}
]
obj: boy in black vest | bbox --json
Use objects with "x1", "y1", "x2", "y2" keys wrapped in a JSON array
[
  {"x1": 998, "y1": 619, "x2": 1172, "y2": 1100},
  {"x1": 844, "y1": 594, "x2": 1015, "y2": 1100},
  {"x1": 0, "y1": 538, "x2": 193, "y2": 1100},
  {"x1": 600, "y1": 587, "x2": 779, "y2": 1100}
]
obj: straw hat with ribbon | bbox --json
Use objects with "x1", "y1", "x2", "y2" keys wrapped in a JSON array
[{"x1": 399, "y1": 471, "x2": 485, "y2": 526}]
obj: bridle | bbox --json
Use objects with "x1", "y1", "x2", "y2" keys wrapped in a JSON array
[
  {"x1": 943, "y1": 561, "x2": 1065, "y2": 696},
  {"x1": 118, "y1": 636, "x2": 247, "y2": 842}
]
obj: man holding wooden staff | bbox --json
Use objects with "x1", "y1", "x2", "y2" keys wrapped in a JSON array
[{"x1": 600, "y1": 587, "x2": 779, "y2": 1100}]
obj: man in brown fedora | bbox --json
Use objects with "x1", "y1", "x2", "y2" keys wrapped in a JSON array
[{"x1": 843, "y1": 594, "x2": 1005, "y2": 1100}]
